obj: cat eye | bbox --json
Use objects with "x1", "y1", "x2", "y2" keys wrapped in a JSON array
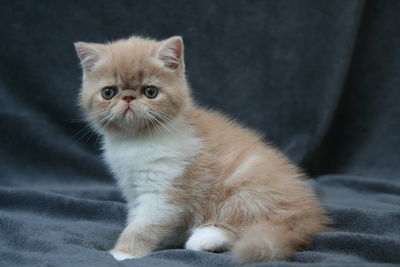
[
  {"x1": 101, "y1": 87, "x2": 118, "y2": 100},
  {"x1": 143, "y1": 86, "x2": 158, "y2": 99}
]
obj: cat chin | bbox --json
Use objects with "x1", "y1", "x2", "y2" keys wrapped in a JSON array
[
  {"x1": 93, "y1": 119, "x2": 140, "y2": 136},
  {"x1": 99, "y1": 120, "x2": 160, "y2": 137}
]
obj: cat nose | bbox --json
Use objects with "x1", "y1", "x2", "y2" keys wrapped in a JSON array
[
  {"x1": 121, "y1": 90, "x2": 137, "y2": 103},
  {"x1": 123, "y1": 95, "x2": 135, "y2": 102}
]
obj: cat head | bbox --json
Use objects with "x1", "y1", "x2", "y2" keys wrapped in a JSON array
[{"x1": 74, "y1": 36, "x2": 190, "y2": 135}]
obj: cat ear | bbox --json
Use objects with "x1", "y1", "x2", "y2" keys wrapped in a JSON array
[
  {"x1": 74, "y1": 42, "x2": 102, "y2": 71},
  {"x1": 157, "y1": 36, "x2": 184, "y2": 70}
]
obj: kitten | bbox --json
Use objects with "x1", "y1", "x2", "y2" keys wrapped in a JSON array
[{"x1": 74, "y1": 36, "x2": 331, "y2": 264}]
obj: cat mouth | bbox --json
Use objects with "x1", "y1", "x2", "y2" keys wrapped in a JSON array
[{"x1": 123, "y1": 107, "x2": 133, "y2": 116}]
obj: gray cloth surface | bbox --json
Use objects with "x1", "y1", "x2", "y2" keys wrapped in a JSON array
[{"x1": 1, "y1": 0, "x2": 399, "y2": 266}]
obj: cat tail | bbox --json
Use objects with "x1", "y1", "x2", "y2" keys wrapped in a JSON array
[
  {"x1": 232, "y1": 221, "x2": 295, "y2": 263},
  {"x1": 232, "y1": 216, "x2": 330, "y2": 264}
]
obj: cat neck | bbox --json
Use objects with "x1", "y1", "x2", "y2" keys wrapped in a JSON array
[{"x1": 101, "y1": 112, "x2": 202, "y2": 197}]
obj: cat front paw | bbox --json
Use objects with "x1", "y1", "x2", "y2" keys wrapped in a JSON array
[{"x1": 109, "y1": 250, "x2": 139, "y2": 261}]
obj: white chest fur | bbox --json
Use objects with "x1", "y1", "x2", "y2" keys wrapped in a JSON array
[{"x1": 102, "y1": 123, "x2": 202, "y2": 224}]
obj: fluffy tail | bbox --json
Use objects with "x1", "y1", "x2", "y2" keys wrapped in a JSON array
[{"x1": 232, "y1": 216, "x2": 330, "y2": 264}]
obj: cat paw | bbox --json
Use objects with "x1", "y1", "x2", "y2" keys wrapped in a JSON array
[
  {"x1": 185, "y1": 226, "x2": 230, "y2": 252},
  {"x1": 109, "y1": 250, "x2": 138, "y2": 261}
]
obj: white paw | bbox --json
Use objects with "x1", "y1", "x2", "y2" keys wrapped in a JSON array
[
  {"x1": 109, "y1": 250, "x2": 138, "y2": 261},
  {"x1": 185, "y1": 226, "x2": 229, "y2": 252}
]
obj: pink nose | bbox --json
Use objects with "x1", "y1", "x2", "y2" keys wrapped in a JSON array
[
  {"x1": 123, "y1": 95, "x2": 135, "y2": 103},
  {"x1": 121, "y1": 90, "x2": 137, "y2": 103}
]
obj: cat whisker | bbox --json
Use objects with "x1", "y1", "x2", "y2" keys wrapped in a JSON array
[
  {"x1": 146, "y1": 109, "x2": 178, "y2": 133},
  {"x1": 146, "y1": 112, "x2": 174, "y2": 135},
  {"x1": 147, "y1": 107, "x2": 174, "y2": 121},
  {"x1": 148, "y1": 114, "x2": 164, "y2": 136},
  {"x1": 70, "y1": 119, "x2": 101, "y2": 143},
  {"x1": 143, "y1": 114, "x2": 153, "y2": 137},
  {"x1": 149, "y1": 110, "x2": 178, "y2": 132}
]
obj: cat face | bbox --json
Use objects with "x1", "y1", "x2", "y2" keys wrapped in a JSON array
[{"x1": 75, "y1": 36, "x2": 189, "y2": 135}]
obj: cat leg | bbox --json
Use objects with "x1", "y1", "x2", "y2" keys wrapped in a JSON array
[
  {"x1": 110, "y1": 196, "x2": 184, "y2": 261},
  {"x1": 109, "y1": 222, "x2": 173, "y2": 260},
  {"x1": 185, "y1": 224, "x2": 236, "y2": 252}
]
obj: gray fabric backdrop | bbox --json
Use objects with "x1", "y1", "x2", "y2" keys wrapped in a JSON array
[{"x1": 0, "y1": 0, "x2": 399, "y2": 266}]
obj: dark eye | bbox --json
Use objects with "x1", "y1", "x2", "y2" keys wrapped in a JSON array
[
  {"x1": 143, "y1": 86, "x2": 158, "y2": 99},
  {"x1": 101, "y1": 87, "x2": 118, "y2": 100}
]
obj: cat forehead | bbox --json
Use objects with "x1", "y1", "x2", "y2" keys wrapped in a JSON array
[
  {"x1": 107, "y1": 37, "x2": 159, "y2": 62},
  {"x1": 93, "y1": 58, "x2": 167, "y2": 88},
  {"x1": 94, "y1": 47, "x2": 165, "y2": 85}
]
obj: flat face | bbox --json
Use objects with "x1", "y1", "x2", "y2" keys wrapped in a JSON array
[{"x1": 78, "y1": 37, "x2": 187, "y2": 133}]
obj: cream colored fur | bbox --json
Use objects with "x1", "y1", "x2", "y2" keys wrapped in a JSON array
[{"x1": 75, "y1": 35, "x2": 331, "y2": 264}]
